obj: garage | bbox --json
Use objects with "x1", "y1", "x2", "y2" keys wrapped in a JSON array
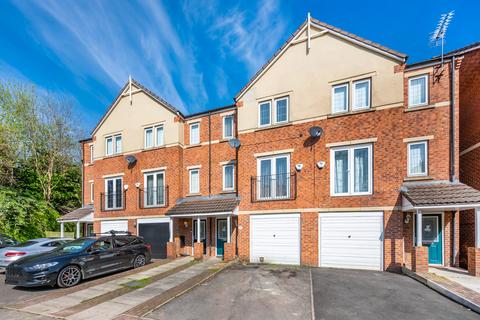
[
  {"x1": 319, "y1": 212, "x2": 383, "y2": 271},
  {"x1": 250, "y1": 213, "x2": 300, "y2": 265},
  {"x1": 137, "y1": 218, "x2": 170, "y2": 259},
  {"x1": 100, "y1": 220, "x2": 128, "y2": 234}
]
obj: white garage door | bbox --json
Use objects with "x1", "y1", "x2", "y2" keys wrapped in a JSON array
[
  {"x1": 319, "y1": 212, "x2": 383, "y2": 271},
  {"x1": 250, "y1": 214, "x2": 300, "y2": 265},
  {"x1": 101, "y1": 220, "x2": 128, "y2": 234}
]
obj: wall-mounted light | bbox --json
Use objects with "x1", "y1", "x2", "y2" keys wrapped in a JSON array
[
  {"x1": 404, "y1": 213, "x2": 411, "y2": 224},
  {"x1": 316, "y1": 161, "x2": 326, "y2": 169},
  {"x1": 295, "y1": 163, "x2": 303, "y2": 172},
  {"x1": 184, "y1": 221, "x2": 188, "y2": 228},
  {"x1": 124, "y1": 184, "x2": 129, "y2": 191},
  {"x1": 135, "y1": 182, "x2": 141, "y2": 188}
]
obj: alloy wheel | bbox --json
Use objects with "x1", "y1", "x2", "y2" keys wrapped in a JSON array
[
  {"x1": 58, "y1": 265, "x2": 81, "y2": 288},
  {"x1": 133, "y1": 255, "x2": 146, "y2": 268}
]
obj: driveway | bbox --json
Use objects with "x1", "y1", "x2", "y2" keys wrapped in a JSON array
[
  {"x1": 0, "y1": 272, "x2": 55, "y2": 307},
  {"x1": 312, "y1": 268, "x2": 479, "y2": 320}
]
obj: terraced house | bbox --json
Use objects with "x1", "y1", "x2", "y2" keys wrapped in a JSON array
[{"x1": 65, "y1": 17, "x2": 480, "y2": 275}]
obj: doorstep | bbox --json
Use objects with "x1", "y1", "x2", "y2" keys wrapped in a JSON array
[{"x1": 403, "y1": 266, "x2": 480, "y2": 314}]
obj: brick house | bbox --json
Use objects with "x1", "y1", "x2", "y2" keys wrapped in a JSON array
[{"x1": 71, "y1": 17, "x2": 480, "y2": 274}]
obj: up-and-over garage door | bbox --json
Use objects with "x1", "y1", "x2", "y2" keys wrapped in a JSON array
[
  {"x1": 319, "y1": 212, "x2": 383, "y2": 271},
  {"x1": 137, "y1": 218, "x2": 170, "y2": 259},
  {"x1": 250, "y1": 213, "x2": 300, "y2": 265}
]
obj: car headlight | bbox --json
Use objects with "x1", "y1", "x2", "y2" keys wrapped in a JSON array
[{"x1": 25, "y1": 262, "x2": 59, "y2": 271}]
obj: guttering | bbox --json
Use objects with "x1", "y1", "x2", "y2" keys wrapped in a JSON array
[{"x1": 450, "y1": 55, "x2": 456, "y2": 182}]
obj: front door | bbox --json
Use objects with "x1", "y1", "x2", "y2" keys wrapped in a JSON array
[
  {"x1": 216, "y1": 219, "x2": 227, "y2": 256},
  {"x1": 422, "y1": 214, "x2": 443, "y2": 265},
  {"x1": 193, "y1": 220, "x2": 207, "y2": 254}
]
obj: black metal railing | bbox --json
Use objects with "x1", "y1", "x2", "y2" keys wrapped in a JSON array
[
  {"x1": 100, "y1": 191, "x2": 126, "y2": 211},
  {"x1": 250, "y1": 172, "x2": 297, "y2": 202},
  {"x1": 139, "y1": 186, "x2": 169, "y2": 209}
]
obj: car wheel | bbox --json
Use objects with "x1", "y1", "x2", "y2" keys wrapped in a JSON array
[
  {"x1": 133, "y1": 254, "x2": 146, "y2": 268},
  {"x1": 57, "y1": 265, "x2": 82, "y2": 288}
]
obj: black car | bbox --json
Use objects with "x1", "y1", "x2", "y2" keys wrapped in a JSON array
[
  {"x1": 5, "y1": 233, "x2": 152, "y2": 288},
  {"x1": 0, "y1": 234, "x2": 19, "y2": 248}
]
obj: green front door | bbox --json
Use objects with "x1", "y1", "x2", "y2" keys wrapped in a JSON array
[
  {"x1": 217, "y1": 219, "x2": 227, "y2": 256},
  {"x1": 422, "y1": 214, "x2": 443, "y2": 265}
]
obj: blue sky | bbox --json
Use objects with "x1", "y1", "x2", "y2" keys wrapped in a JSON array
[{"x1": 0, "y1": 0, "x2": 478, "y2": 132}]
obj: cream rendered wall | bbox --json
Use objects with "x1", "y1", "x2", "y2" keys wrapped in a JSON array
[
  {"x1": 237, "y1": 30, "x2": 404, "y2": 132},
  {"x1": 93, "y1": 88, "x2": 183, "y2": 159}
]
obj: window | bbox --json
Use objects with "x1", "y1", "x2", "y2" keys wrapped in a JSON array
[
  {"x1": 332, "y1": 84, "x2": 349, "y2": 113},
  {"x1": 223, "y1": 164, "x2": 235, "y2": 191},
  {"x1": 90, "y1": 145, "x2": 94, "y2": 164},
  {"x1": 144, "y1": 125, "x2": 164, "y2": 149},
  {"x1": 275, "y1": 97, "x2": 289, "y2": 123},
  {"x1": 408, "y1": 75, "x2": 428, "y2": 107},
  {"x1": 190, "y1": 123, "x2": 200, "y2": 145},
  {"x1": 259, "y1": 101, "x2": 271, "y2": 126},
  {"x1": 104, "y1": 177, "x2": 123, "y2": 210},
  {"x1": 105, "y1": 134, "x2": 122, "y2": 156},
  {"x1": 144, "y1": 171, "x2": 165, "y2": 207},
  {"x1": 353, "y1": 79, "x2": 371, "y2": 110},
  {"x1": 257, "y1": 154, "x2": 290, "y2": 200},
  {"x1": 90, "y1": 182, "x2": 94, "y2": 204},
  {"x1": 189, "y1": 169, "x2": 200, "y2": 194},
  {"x1": 330, "y1": 144, "x2": 372, "y2": 196},
  {"x1": 408, "y1": 141, "x2": 428, "y2": 176},
  {"x1": 223, "y1": 115, "x2": 234, "y2": 139}
]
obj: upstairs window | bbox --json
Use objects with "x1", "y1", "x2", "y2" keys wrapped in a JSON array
[
  {"x1": 332, "y1": 84, "x2": 349, "y2": 113},
  {"x1": 90, "y1": 182, "x2": 94, "y2": 204},
  {"x1": 145, "y1": 125, "x2": 164, "y2": 149},
  {"x1": 104, "y1": 177, "x2": 123, "y2": 210},
  {"x1": 258, "y1": 96, "x2": 289, "y2": 127},
  {"x1": 259, "y1": 101, "x2": 271, "y2": 126},
  {"x1": 408, "y1": 75, "x2": 428, "y2": 107},
  {"x1": 189, "y1": 169, "x2": 200, "y2": 194},
  {"x1": 408, "y1": 141, "x2": 428, "y2": 176},
  {"x1": 223, "y1": 164, "x2": 235, "y2": 191},
  {"x1": 223, "y1": 115, "x2": 234, "y2": 139},
  {"x1": 105, "y1": 134, "x2": 122, "y2": 156},
  {"x1": 275, "y1": 97, "x2": 289, "y2": 123},
  {"x1": 190, "y1": 123, "x2": 200, "y2": 145},
  {"x1": 352, "y1": 79, "x2": 371, "y2": 110},
  {"x1": 89, "y1": 145, "x2": 94, "y2": 164},
  {"x1": 144, "y1": 171, "x2": 165, "y2": 207}
]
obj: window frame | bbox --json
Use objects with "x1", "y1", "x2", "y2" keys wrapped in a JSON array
[
  {"x1": 274, "y1": 96, "x2": 289, "y2": 124},
  {"x1": 105, "y1": 134, "x2": 122, "y2": 156},
  {"x1": 189, "y1": 122, "x2": 200, "y2": 145},
  {"x1": 258, "y1": 100, "x2": 272, "y2": 127},
  {"x1": 256, "y1": 154, "x2": 291, "y2": 200},
  {"x1": 189, "y1": 169, "x2": 200, "y2": 194},
  {"x1": 352, "y1": 78, "x2": 371, "y2": 111},
  {"x1": 408, "y1": 74, "x2": 429, "y2": 107},
  {"x1": 332, "y1": 83, "x2": 349, "y2": 114},
  {"x1": 90, "y1": 145, "x2": 94, "y2": 164},
  {"x1": 407, "y1": 141, "x2": 428, "y2": 177},
  {"x1": 330, "y1": 143, "x2": 373, "y2": 196},
  {"x1": 223, "y1": 115, "x2": 235, "y2": 139},
  {"x1": 104, "y1": 176, "x2": 123, "y2": 210},
  {"x1": 144, "y1": 124, "x2": 165, "y2": 149},
  {"x1": 222, "y1": 164, "x2": 235, "y2": 191},
  {"x1": 144, "y1": 127, "x2": 154, "y2": 149},
  {"x1": 143, "y1": 171, "x2": 166, "y2": 207},
  {"x1": 90, "y1": 182, "x2": 94, "y2": 204}
]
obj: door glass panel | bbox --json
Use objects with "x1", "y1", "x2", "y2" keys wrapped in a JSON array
[
  {"x1": 259, "y1": 159, "x2": 272, "y2": 198},
  {"x1": 276, "y1": 157, "x2": 288, "y2": 197},
  {"x1": 156, "y1": 173, "x2": 164, "y2": 205},
  {"x1": 200, "y1": 221, "x2": 206, "y2": 240},
  {"x1": 146, "y1": 175, "x2": 154, "y2": 206},
  {"x1": 107, "y1": 180, "x2": 114, "y2": 208},
  {"x1": 422, "y1": 216, "x2": 438, "y2": 243},
  {"x1": 218, "y1": 220, "x2": 227, "y2": 240},
  {"x1": 115, "y1": 178, "x2": 122, "y2": 208}
]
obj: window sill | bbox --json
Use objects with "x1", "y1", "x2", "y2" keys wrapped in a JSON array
[
  {"x1": 330, "y1": 193, "x2": 373, "y2": 197},
  {"x1": 220, "y1": 137, "x2": 235, "y2": 143},
  {"x1": 186, "y1": 193, "x2": 202, "y2": 197},
  {"x1": 143, "y1": 204, "x2": 167, "y2": 209},
  {"x1": 142, "y1": 145, "x2": 166, "y2": 152},
  {"x1": 404, "y1": 105, "x2": 435, "y2": 112},
  {"x1": 254, "y1": 122, "x2": 292, "y2": 132},
  {"x1": 186, "y1": 144, "x2": 202, "y2": 149},
  {"x1": 220, "y1": 190, "x2": 236, "y2": 194},
  {"x1": 103, "y1": 154, "x2": 123, "y2": 160},
  {"x1": 403, "y1": 176, "x2": 433, "y2": 182},
  {"x1": 327, "y1": 108, "x2": 375, "y2": 119}
]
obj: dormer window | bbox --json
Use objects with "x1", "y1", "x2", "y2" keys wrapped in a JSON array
[{"x1": 408, "y1": 75, "x2": 428, "y2": 107}]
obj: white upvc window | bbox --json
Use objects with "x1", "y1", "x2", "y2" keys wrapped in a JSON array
[
  {"x1": 352, "y1": 79, "x2": 371, "y2": 110},
  {"x1": 90, "y1": 145, "x2": 94, "y2": 164},
  {"x1": 408, "y1": 141, "x2": 428, "y2": 176},
  {"x1": 332, "y1": 83, "x2": 349, "y2": 113},
  {"x1": 408, "y1": 75, "x2": 428, "y2": 107},
  {"x1": 104, "y1": 177, "x2": 123, "y2": 210},
  {"x1": 223, "y1": 164, "x2": 235, "y2": 191},
  {"x1": 190, "y1": 122, "x2": 200, "y2": 145},
  {"x1": 258, "y1": 97, "x2": 289, "y2": 127},
  {"x1": 189, "y1": 169, "x2": 200, "y2": 194},
  {"x1": 90, "y1": 182, "x2": 94, "y2": 204},
  {"x1": 275, "y1": 96, "x2": 289, "y2": 123},
  {"x1": 105, "y1": 134, "x2": 122, "y2": 156},
  {"x1": 144, "y1": 125, "x2": 164, "y2": 149},
  {"x1": 223, "y1": 115, "x2": 234, "y2": 139},
  {"x1": 144, "y1": 171, "x2": 165, "y2": 207},
  {"x1": 258, "y1": 101, "x2": 271, "y2": 127},
  {"x1": 256, "y1": 154, "x2": 290, "y2": 200},
  {"x1": 330, "y1": 144, "x2": 373, "y2": 196}
]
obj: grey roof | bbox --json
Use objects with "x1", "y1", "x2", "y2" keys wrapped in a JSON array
[
  {"x1": 406, "y1": 41, "x2": 480, "y2": 69},
  {"x1": 167, "y1": 195, "x2": 239, "y2": 216},
  {"x1": 57, "y1": 205, "x2": 94, "y2": 221},
  {"x1": 402, "y1": 182, "x2": 480, "y2": 207}
]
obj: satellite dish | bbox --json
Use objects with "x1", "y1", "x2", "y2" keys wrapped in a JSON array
[
  {"x1": 309, "y1": 126, "x2": 323, "y2": 138},
  {"x1": 228, "y1": 138, "x2": 241, "y2": 149},
  {"x1": 125, "y1": 155, "x2": 137, "y2": 166}
]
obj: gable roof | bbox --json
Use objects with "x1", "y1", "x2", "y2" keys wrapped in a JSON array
[
  {"x1": 91, "y1": 78, "x2": 184, "y2": 136},
  {"x1": 234, "y1": 17, "x2": 407, "y2": 101}
]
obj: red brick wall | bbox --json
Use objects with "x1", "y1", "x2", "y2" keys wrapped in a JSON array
[
  {"x1": 237, "y1": 215, "x2": 250, "y2": 261},
  {"x1": 384, "y1": 211, "x2": 403, "y2": 272},
  {"x1": 301, "y1": 212, "x2": 318, "y2": 266},
  {"x1": 460, "y1": 210, "x2": 475, "y2": 268}
]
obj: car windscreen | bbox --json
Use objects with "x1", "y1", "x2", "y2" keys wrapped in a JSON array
[
  {"x1": 57, "y1": 238, "x2": 97, "y2": 253},
  {"x1": 12, "y1": 241, "x2": 38, "y2": 247}
]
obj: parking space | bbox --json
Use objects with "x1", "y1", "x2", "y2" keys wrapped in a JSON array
[{"x1": 0, "y1": 272, "x2": 55, "y2": 307}]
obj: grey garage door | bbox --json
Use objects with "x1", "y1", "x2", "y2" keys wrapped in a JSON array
[{"x1": 138, "y1": 223, "x2": 170, "y2": 259}]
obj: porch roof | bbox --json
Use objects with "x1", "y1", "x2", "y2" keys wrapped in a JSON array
[
  {"x1": 166, "y1": 195, "x2": 239, "y2": 217},
  {"x1": 57, "y1": 205, "x2": 94, "y2": 222},
  {"x1": 401, "y1": 181, "x2": 480, "y2": 211}
]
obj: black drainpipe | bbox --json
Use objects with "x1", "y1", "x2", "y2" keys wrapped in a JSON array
[
  {"x1": 450, "y1": 55, "x2": 456, "y2": 182},
  {"x1": 208, "y1": 112, "x2": 212, "y2": 197}
]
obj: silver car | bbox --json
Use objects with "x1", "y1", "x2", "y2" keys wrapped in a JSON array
[{"x1": 0, "y1": 238, "x2": 73, "y2": 268}]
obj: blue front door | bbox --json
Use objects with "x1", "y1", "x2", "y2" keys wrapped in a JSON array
[
  {"x1": 216, "y1": 219, "x2": 227, "y2": 256},
  {"x1": 422, "y1": 215, "x2": 443, "y2": 265}
]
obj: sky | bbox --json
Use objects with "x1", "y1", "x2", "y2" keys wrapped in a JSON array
[{"x1": 0, "y1": 0, "x2": 479, "y2": 133}]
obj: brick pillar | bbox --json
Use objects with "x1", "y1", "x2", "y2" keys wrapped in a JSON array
[
  {"x1": 223, "y1": 242, "x2": 235, "y2": 262},
  {"x1": 468, "y1": 247, "x2": 480, "y2": 276},
  {"x1": 301, "y1": 212, "x2": 318, "y2": 267},
  {"x1": 166, "y1": 242, "x2": 176, "y2": 259},
  {"x1": 194, "y1": 242, "x2": 204, "y2": 261},
  {"x1": 412, "y1": 246, "x2": 429, "y2": 273}
]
